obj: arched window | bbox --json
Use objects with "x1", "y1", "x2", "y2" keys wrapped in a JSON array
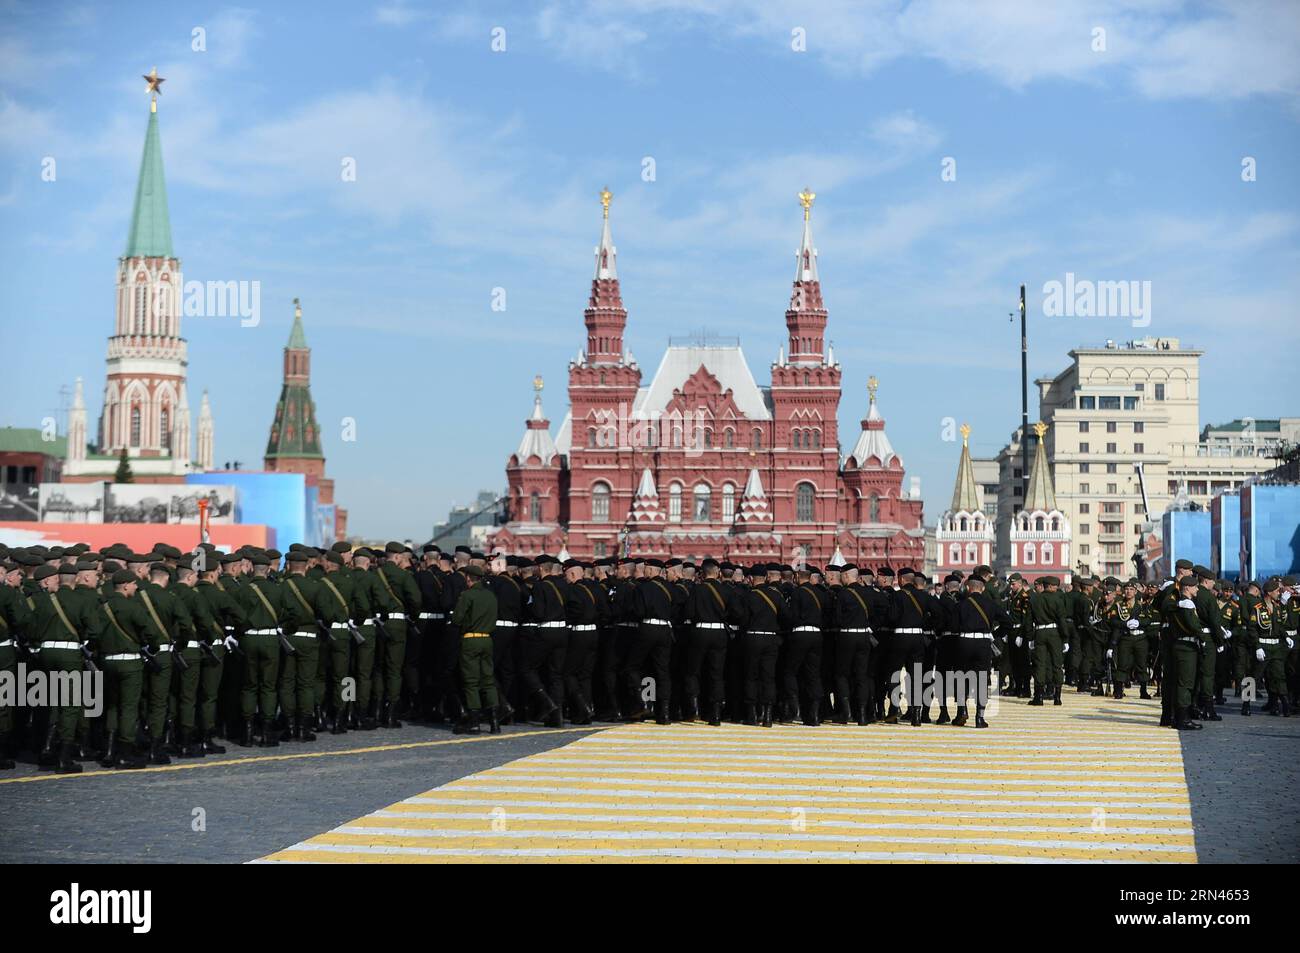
[
  {"x1": 792, "y1": 430, "x2": 802, "y2": 449},
  {"x1": 950, "y1": 543, "x2": 961, "y2": 563},
  {"x1": 722, "y1": 483, "x2": 736, "y2": 522},
  {"x1": 130, "y1": 405, "x2": 142, "y2": 447},
  {"x1": 966, "y1": 543, "x2": 978, "y2": 563},
  {"x1": 587, "y1": 428, "x2": 597, "y2": 448},
  {"x1": 160, "y1": 406, "x2": 170, "y2": 451},
  {"x1": 134, "y1": 286, "x2": 147, "y2": 334},
  {"x1": 529, "y1": 492, "x2": 542, "y2": 522},
  {"x1": 1051, "y1": 517, "x2": 1060, "y2": 532},
  {"x1": 752, "y1": 428, "x2": 762, "y2": 449},
  {"x1": 1035, "y1": 516, "x2": 1045, "y2": 532},
  {"x1": 812, "y1": 429, "x2": 821, "y2": 449},
  {"x1": 803, "y1": 372, "x2": 810, "y2": 386},
  {"x1": 1024, "y1": 543, "x2": 1036, "y2": 564},
  {"x1": 693, "y1": 484, "x2": 711, "y2": 522},
  {"x1": 591, "y1": 482, "x2": 610, "y2": 522},
  {"x1": 795, "y1": 482, "x2": 815, "y2": 522},
  {"x1": 668, "y1": 483, "x2": 682, "y2": 523},
  {"x1": 724, "y1": 428, "x2": 734, "y2": 449},
  {"x1": 868, "y1": 493, "x2": 880, "y2": 522},
  {"x1": 1041, "y1": 543, "x2": 1054, "y2": 564},
  {"x1": 703, "y1": 428, "x2": 713, "y2": 448},
  {"x1": 959, "y1": 517, "x2": 968, "y2": 532}
]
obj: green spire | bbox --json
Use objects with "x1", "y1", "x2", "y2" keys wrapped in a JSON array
[
  {"x1": 1024, "y1": 422, "x2": 1058, "y2": 512},
  {"x1": 950, "y1": 424, "x2": 982, "y2": 513},
  {"x1": 123, "y1": 108, "x2": 174, "y2": 259},
  {"x1": 287, "y1": 298, "x2": 308, "y2": 349}
]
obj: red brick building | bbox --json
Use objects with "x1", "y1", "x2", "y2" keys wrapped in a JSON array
[{"x1": 488, "y1": 190, "x2": 924, "y2": 569}]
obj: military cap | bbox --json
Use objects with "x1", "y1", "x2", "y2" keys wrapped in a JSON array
[
  {"x1": 1174, "y1": 559, "x2": 1194, "y2": 571},
  {"x1": 155, "y1": 544, "x2": 183, "y2": 559},
  {"x1": 454, "y1": 545, "x2": 472, "y2": 555},
  {"x1": 324, "y1": 551, "x2": 344, "y2": 566},
  {"x1": 460, "y1": 564, "x2": 485, "y2": 578},
  {"x1": 665, "y1": 558, "x2": 682, "y2": 568},
  {"x1": 1193, "y1": 565, "x2": 1214, "y2": 580},
  {"x1": 877, "y1": 566, "x2": 895, "y2": 578},
  {"x1": 265, "y1": 548, "x2": 282, "y2": 560},
  {"x1": 944, "y1": 573, "x2": 962, "y2": 584},
  {"x1": 15, "y1": 552, "x2": 43, "y2": 567},
  {"x1": 1123, "y1": 578, "x2": 1140, "y2": 588},
  {"x1": 437, "y1": 551, "x2": 454, "y2": 562},
  {"x1": 1007, "y1": 572, "x2": 1023, "y2": 582},
  {"x1": 1281, "y1": 575, "x2": 1297, "y2": 587},
  {"x1": 126, "y1": 552, "x2": 156, "y2": 563},
  {"x1": 249, "y1": 553, "x2": 271, "y2": 566},
  {"x1": 56, "y1": 563, "x2": 77, "y2": 575},
  {"x1": 287, "y1": 543, "x2": 305, "y2": 552},
  {"x1": 47, "y1": 546, "x2": 65, "y2": 557},
  {"x1": 839, "y1": 562, "x2": 858, "y2": 573},
  {"x1": 111, "y1": 569, "x2": 136, "y2": 585},
  {"x1": 33, "y1": 565, "x2": 58, "y2": 580},
  {"x1": 384, "y1": 541, "x2": 406, "y2": 554},
  {"x1": 470, "y1": 551, "x2": 486, "y2": 561},
  {"x1": 422, "y1": 544, "x2": 440, "y2": 555},
  {"x1": 1262, "y1": 578, "x2": 1281, "y2": 593},
  {"x1": 331, "y1": 541, "x2": 351, "y2": 554},
  {"x1": 700, "y1": 558, "x2": 720, "y2": 570},
  {"x1": 352, "y1": 548, "x2": 374, "y2": 559},
  {"x1": 101, "y1": 559, "x2": 123, "y2": 573},
  {"x1": 285, "y1": 551, "x2": 309, "y2": 564},
  {"x1": 804, "y1": 564, "x2": 822, "y2": 576},
  {"x1": 219, "y1": 553, "x2": 242, "y2": 565},
  {"x1": 562, "y1": 559, "x2": 582, "y2": 570},
  {"x1": 73, "y1": 561, "x2": 97, "y2": 572},
  {"x1": 515, "y1": 556, "x2": 533, "y2": 567},
  {"x1": 595, "y1": 557, "x2": 615, "y2": 567}
]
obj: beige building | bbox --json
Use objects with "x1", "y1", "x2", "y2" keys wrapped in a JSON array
[{"x1": 993, "y1": 337, "x2": 1282, "y2": 579}]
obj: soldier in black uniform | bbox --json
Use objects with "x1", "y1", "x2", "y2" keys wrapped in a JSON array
[
  {"x1": 561, "y1": 559, "x2": 600, "y2": 724},
  {"x1": 597, "y1": 559, "x2": 636, "y2": 721},
  {"x1": 626, "y1": 558, "x2": 676, "y2": 724},
  {"x1": 484, "y1": 555, "x2": 525, "y2": 723},
  {"x1": 951, "y1": 574, "x2": 1010, "y2": 727},
  {"x1": 683, "y1": 558, "x2": 730, "y2": 725},
  {"x1": 832, "y1": 564, "x2": 875, "y2": 725},
  {"x1": 934, "y1": 573, "x2": 963, "y2": 724},
  {"x1": 783, "y1": 565, "x2": 826, "y2": 725},
  {"x1": 731, "y1": 564, "x2": 792, "y2": 727},
  {"x1": 521, "y1": 554, "x2": 568, "y2": 726},
  {"x1": 886, "y1": 567, "x2": 940, "y2": 726}
]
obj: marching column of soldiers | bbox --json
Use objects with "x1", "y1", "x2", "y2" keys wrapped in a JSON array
[{"x1": 1, "y1": 539, "x2": 1297, "y2": 774}]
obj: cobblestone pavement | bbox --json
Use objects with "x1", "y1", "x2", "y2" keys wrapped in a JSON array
[
  {"x1": 262, "y1": 693, "x2": 1299, "y2": 864},
  {"x1": 4, "y1": 694, "x2": 1296, "y2": 864}
]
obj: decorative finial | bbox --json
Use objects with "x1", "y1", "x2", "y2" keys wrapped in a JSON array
[
  {"x1": 1034, "y1": 421, "x2": 1048, "y2": 439},
  {"x1": 293, "y1": 296, "x2": 301, "y2": 318},
  {"x1": 600, "y1": 187, "x2": 612, "y2": 219},
  {"x1": 867, "y1": 375, "x2": 879, "y2": 401},
  {"x1": 143, "y1": 67, "x2": 165, "y2": 113},
  {"x1": 798, "y1": 187, "x2": 816, "y2": 221},
  {"x1": 960, "y1": 423, "x2": 971, "y2": 446},
  {"x1": 533, "y1": 375, "x2": 544, "y2": 393}
]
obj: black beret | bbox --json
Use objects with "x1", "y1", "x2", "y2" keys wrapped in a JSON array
[
  {"x1": 33, "y1": 565, "x2": 58, "y2": 580},
  {"x1": 454, "y1": 546, "x2": 472, "y2": 555},
  {"x1": 470, "y1": 551, "x2": 486, "y2": 561},
  {"x1": 384, "y1": 541, "x2": 405, "y2": 554},
  {"x1": 562, "y1": 559, "x2": 582, "y2": 570},
  {"x1": 1175, "y1": 559, "x2": 1194, "y2": 570},
  {"x1": 331, "y1": 541, "x2": 351, "y2": 554},
  {"x1": 1194, "y1": 566, "x2": 1215, "y2": 580},
  {"x1": 325, "y1": 552, "x2": 344, "y2": 566},
  {"x1": 112, "y1": 569, "x2": 136, "y2": 585},
  {"x1": 265, "y1": 549, "x2": 282, "y2": 560},
  {"x1": 877, "y1": 567, "x2": 894, "y2": 578},
  {"x1": 249, "y1": 554, "x2": 271, "y2": 566},
  {"x1": 57, "y1": 564, "x2": 77, "y2": 575},
  {"x1": 285, "y1": 551, "x2": 309, "y2": 564}
]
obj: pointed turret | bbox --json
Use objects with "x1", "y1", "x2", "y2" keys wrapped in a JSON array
[
  {"x1": 785, "y1": 188, "x2": 828, "y2": 365},
  {"x1": 173, "y1": 381, "x2": 191, "y2": 466},
  {"x1": 736, "y1": 468, "x2": 773, "y2": 527},
  {"x1": 584, "y1": 187, "x2": 628, "y2": 364},
  {"x1": 196, "y1": 390, "x2": 214, "y2": 471},
  {"x1": 630, "y1": 468, "x2": 664, "y2": 524},
  {"x1": 949, "y1": 423, "x2": 982, "y2": 513},
  {"x1": 1023, "y1": 421, "x2": 1058, "y2": 512},
  {"x1": 265, "y1": 298, "x2": 324, "y2": 468},
  {"x1": 515, "y1": 376, "x2": 558, "y2": 466},
  {"x1": 124, "y1": 98, "x2": 174, "y2": 259},
  {"x1": 67, "y1": 377, "x2": 87, "y2": 463},
  {"x1": 846, "y1": 377, "x2": 899, "y2": 468}
]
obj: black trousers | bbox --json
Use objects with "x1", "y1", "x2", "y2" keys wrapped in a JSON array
[
  {"x1": 563, "y1": 626, "x2": 598, "y2": 707},
  {"x1": 952, "y1": 638, "x2": 994, "y2": 710},
  {"x1": 683, "y1": 625, "x2": 728, "y2": 704},
  {"x1": 782, "y1": 629, "x2": 822, "y2": 708},
  {"x1": 743, "y1": 632, "x2": 780, "y2": 705},
  {"x1": 624, "y1": 623, "x2": 673, "y2": 710},
  {"x1": 833, "y1": 630, "x2": 872, "y2": 711},
  {"x1": 401, "y1": 618, "x2": 427, "y2": 704},
  {"x1": 434, "y1": 622, "x2": 461, "y2": 709},
  {"x1": 491, "y1": 623, "x2": 518, "y2": 707},
  {"x1": 596, "y1": 625, "x2": 630, "y2": 714},
  {"x1": 887, "y1": 632, "x2": 927, "y2": 708},
  {"x1": 521, "y1": 625, "x2": 567, "y2": 707}
]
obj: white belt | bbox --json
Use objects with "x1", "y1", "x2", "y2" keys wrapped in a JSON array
[
  {"x1": 495, "y1": 620, "x2": 518, "y2": 627},
  {"x1": 748, "y1": 630, "x2": 777, "y2": 636},
  {"x1": 695, "y1": 622, "x2": 727, "y2": 629},
  {"x1": 793, "y1": 625, "x2": 820, "y2": 632},
  {"x1": 387, "y1": 612, "x2": 405, "y2": 620},
  {"x1": 571, "y1": 624, "x2": 597, "y2": 631},
  {"x1": 961, "y1": 633, "x2": 993, "y2": 640},
  {"x1": 41, "y1": 641, "x2": 80, "y2": 650},
  {"x1": 539, "y1": 621, "x2": 567, "y2": 628},
  {"x1": 618, "y1": 621, "x2": 638, "y2": 628},
  {"x1": 181, "y1": 641, "x2": 201, "y2": 649},
  {"x1": 330, "y1": 622, "x2": 351, "y2": 629},
  {"x1": 1287, "y1": 630, "x2": 1298, "y2": 637},
  {"x1": 642, "y1": 618, "x2": 671, "y2": 626},
  {"x1": 154, "y1": 643, "x2": 173, "y2": 653},
  {"x1": 1035, "y1": 623, "x2": 1057, "y2": 629},
  {"x1": 839, "y1": 627, "x2": 871, "y2": 633},
  {"x1": 1201, "y1": 628, "x2": 1211, "y2": 634},
  {"x1": 246, "y1": 628, "x2": 278, "y2": 635},
  {"x1": 0, "y1": 639, "x2": 13, "y2": 648},
  {"x1": 418, "y1": 612, "x2": 444, "y2": 620},
  {"x1": 1176, "y1": 636, "x2": 1200, "y2": 644},
  {"x1": 1259, "y1": 638, "x2": 1280, "y2": 645},
  {"x1": 104, "y1": 652, "x2": 140, "y2": 661},
  {"x1": 291, "y1": 630, "x2": 317, "y2": 638},
  {"x1": 896, "y1": 627, "x2": 923, "y2": 634}
]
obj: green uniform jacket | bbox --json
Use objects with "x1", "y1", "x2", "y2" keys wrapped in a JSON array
[
  {"x1": 239, "y1": 577, "x2": 284, "y2": 630},
  {"x1": 279, "y1": 573, "x2": 323, "y2": 634},
  {"x1": 98, "y1": 593, "x2": 152, "y2": 655},
  {"x1": 452, "y1": 585, "x2": 498, "y2": 636},
  {"x1": 136, "y1": 581, "x2": 195, "y2": 649},
  {"x1": 376, "y1": 563, "x2": 422, "y2": 617}
]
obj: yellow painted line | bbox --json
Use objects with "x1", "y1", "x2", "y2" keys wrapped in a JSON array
[{"x1": 0, "y1": 726, "x2": 609, "y2": 785}]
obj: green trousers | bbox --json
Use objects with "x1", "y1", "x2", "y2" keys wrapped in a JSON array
[
  {"x1": 353, "y1": 624, "x2": 376, "y2": 711},
  {"x1": 41, "y1": 646, "x2": 84, "y2": 742},
  {"x1": 1261, "y1": 642, "x2": 1287, "y2": 694},
  {"x1": 377, "y1": 619, "x2": 407, "y2": 704},
  {"x1": 460, "y1": 635, "x2": 497, "y2": 710},
  {"x1": 197, "y1": 646, "x2": 225, "y2": 732},
  {"x1": 1032, "y1": 627, "x2": 1064, "y2": 690},
  {"x1": 240, "y1": 633, "x2": 280, "y2": 720},
  {"x1": 324, "y1": 631, "x2": 352, "y2": 712},
  {"x1": 1115, "y1": 633, "x2": 1148, "y2": 684},
  {"x1": 0, "y1": 646, "x2": 15, "y2": 736},
  {"x1": 1196, "y1": 639, "x2": 1217, "y2": 703},
  {"x1": 169, "y1": 646, "x2": 202, "y2": 732},
  {"x1": 142, "y1": 652, "x2": 173, "y2": 739},
  {"x1": 278, "y1": 632, "x2": 320, "y2": 717},
  {"x1": 1169, "y1": 639, "x2": 1200, "y2": 707},
  {"x1": 102, "y1": 658, "x2": 143, "y2": 744}
]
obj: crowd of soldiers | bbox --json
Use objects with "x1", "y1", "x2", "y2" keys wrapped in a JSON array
[{"x1": 1, "y1": 539, "x2": 1297, "y2": 775}]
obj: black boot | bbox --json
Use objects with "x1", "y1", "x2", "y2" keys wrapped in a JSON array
[
  {"x1": 656, "y1": 700, "x2": 671, "y2": 725},
  {"x1": 744, "y1": 704, "x2": 758, "y2": 726},
  {"x1": 1177, "y1": 706, "x2": 1203, "y2": 731},
  {"x1": 760, "y1": 703, "x2": 773, "y2": 728},
  {"x1": 952, "y1": 707, "x2": 968, "y2": 727},
  {"x1": 908, "y1": 705, "x2": 922, "y2": 726},
  {"x1": 1052, "y1": 686, "x2": 1063, "y2": 706},
  {"x1": 570, "y1": 694, "x2": 593, "y2": 726},
  {"x1": 261, "y1": 717, "x2": 280, "y2": 747},
  {"x1": 806, "y1": 700, "x2": 820, "y2": 726},
  {"x1": 453, "y1": 710, "x2": 480, "y2": 735},
  {"x1": 833, "y1": 697, "x2": 850, "y2": 725},
  {"x1": 1113, "y1": 683, "x2": 1124, "y2": 699},
  {"x1": 330, "y1": 708, "x2": 348, "y2": 734},
  {"x1": 203, "y1": 730, "x2": 226, "y2": 754},
  {"x1": 297, "y1": 716, "x2": 317, "y2": 741},
  {"x1": 708, "y1": 701, "x2": 722, "y2": 727},
  {"x1": 149, "y1": 735, "x2": 171, "y2": 764},
  {"x1": 180, "y1": 728, "x2": 205, "y2": 758},
  {"x1": 487, "y1": 706, "x2": 501, "y2": 734},
  {"x1": 117, "y1": 742, "x2": 147, "y2": 770},
  {"x1": 239, "y1": 720, "x2": 255, "y2": 747},
  {"x1": 1139, "y1": 683, "x2": 1151, "y2": 700},
  {"x1": 1202, "y1": 702, "x2": 1222, "y2": 722},
  {"x1": 55, "y1": 742, "x2": 83, "y2": 774},
  {"x1": 381, "y1": 702, "x2": 402, "y2": 729},
  {"x1": 936, "y1": 706, "x2": 951, "y2": 725},
  {"x1": 682, "y1": 696, "x2": 699, "y2": 723},
  {"x1": 533, "y1": 689, "x2": 560, "y2": 723},
  {"x1": 918, "y1": 703, "x2": 932, "y2": 724},
  {"x1": 98, "y1": 735, "x2": 119, "y2": 769},
  {"x1": 1281, "y1": 696, "x2": 1291, "y2": 718},
  {"x1": 38, "y1": 724, "x2": 58, "y2": 768},
  {"x1": 313, "y1": 704, "x2": 325, "y2": 732},
  {"x1": 1029, "y1": 685, "x2": 1044, "y2": 706},
  {"x1": 1241, "y1": 700, "x2": 1251, "y2": 717},
  {"x1": 1091, "y1": 679, "x2": 1106, "y2": 697},
  {"x1": 498, "y1": 699, "x2": 516, "y2": 725},
  {"x1": 975, "y1": 708, "x2": 989, "y2": 729}
]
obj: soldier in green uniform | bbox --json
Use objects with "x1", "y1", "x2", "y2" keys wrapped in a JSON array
[
  {"x1": 1027, "y1": 575, "x2": 1069, "y2": 706},
  {"x1": 348, "y1": 548, "x2": 382, "y2": 730},
  {"x1": 1106, "y1": 580, "x2": 1154, "y2": 698},
  {"x1": 136, "y1": 557, "x2": 195, "y2": 763},
  {"x1": 0, "y1": 558, "x2": 34, "y2": 769},
  {"x1": 1004, "y1": 575, "x2": 1032, "y2": 697},
  {"x1": 1154, "y1": 560, "x2": 1195, "y2": 727},
  {"x1": 96, "y1": 569, "x2": 151, "y2": 769},
  {"x1": 315, "y1": 550, "x2": 368, "y2": 733},
  {"x1": 278, "y1": 551, "x2": 322, "y2": 741},
  {"x1": 1165, "y1": 575, "x2": 1205, "y2": 730},
  {"x1": 238, "y1": 553, "x2": 285, "y2": 746},
  {"x1": 374, "y1": 542, "x2": 422, "y2": 728},
  {"x1": 193, "y1": 556, "x2": 244, "y2": 751},
  {"x1": 1191, "y1": 566, "x2": 1225, "y2": 721},
  {"x1": 1279, "y1": 576, "x2": 1299, "y2": 708},
  {"x1": 28, "y1": 564, "x2": 96, "y2": 773},
  {"x1": 1069, "y1": 576, "x2": 1099, "y2": 694},
  {"x1": 451, "y1": 564, "x2": 500, "y2": 735},
  {"x1": 1251, "y1": 579, "x2": 1291, "y2": 716}
]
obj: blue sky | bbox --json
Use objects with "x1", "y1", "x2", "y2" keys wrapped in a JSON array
[{"x1": 2, "y1": 0, "x2": 1298, "y2": 539}]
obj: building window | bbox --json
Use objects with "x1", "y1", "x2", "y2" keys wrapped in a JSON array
[
  {"x1": 129, "y1": 405, "x2": 142, "y2": 447},
  {"x1": 703, "y1": 428, "x2": 713, "y2": 449},
  {"x1": 693, "y1": 484, "x2": 711, "y2": 522},
  {"x1": 1106, "y1": 463, "x2": 1117, "y2": 474},
  {"x1": 529, "y1": 492, "x2": 542, "y2": 522},
  {"x1": 1080, "y1": 483, "x2": 1089, "y2": 493},
  {"x1": 1078, "y1": 396, "x2": 1095, "y2": 410},
  {"x1": 795, "y1": 482, "x2": 815, "y2": 522},
  {"x1": 792, "y1": 430, "x2": 802, "y2": 449},
  {"x1": 1154, "y1": 383, "x2": 1165, "y2": 401},
  {"x1": 751, "y1": 428, "x2": 762, "y2": 450},
  {"x1": 1079, "y1": 503, "x2": 1090, "y2": 513},
  {"x1": 160, "y1": 406, "x2": 170, "y2": 451},
  {"x1": 1189, "y1": 480, "x2": 1207, "y2": 495},
  {"x1": 868, "y1": 493, "x2": 880, "y2": 522},
  {"x1": 1080, "y1": 523, "x2": 1090, "y2": 535},
  {"x1": 1123, "y1": 396, "x2": 1138, "y2": 409},
  {"x1": 669, "y1": 483, "x2": 682, "y2": 522},
  {"x1": 950, "y1": 543, "x2": 961, "y2": 564},
  {"x1": 1025, "y1": 543, "x2": 1036, "y2": 564},
  {"x1": 724, "y1": 429, "x2": 734, "y2": 449},
  {"x1": 1106, "y1": 483, "x2": 1118, "y2": 493},
  {"x1": 1079, "y1": 442, "x2": 1089, "y2": 453},
  {"x1": 1080, "y1": 544, "x2": 1090, "y2": 556},
  {"x1": 1079, "y1": 422, "x2": 1089, "y2": 432},
  {"x1": 1106, "y1": 442, "x2": 1117, "y2": 453},
  {"x1": 587, "y1": 428, "x2": 597, "y2": 448},
  {"x1": 1099, "y1": 396, "x2": 1121, "y2": 410},
  {"x1": 1106, "y1": 422, "x2": 1117, "y2": 433},
  {"x1": 722, "y1": 483, "x2": 735, "y2": 522},
  {"x1": 966, "y1": 543, "x2": 978, "y2": 563},
  {"x1": 593, "y1": 541, "x2": 607, "y2": 558},
  {"x1": 591, "y1": 482, "x2": 611, "y2": 522},
  {"x1": 1041, "y1": 543, "x2": 1053, "y2": 564},
  {"x1": 1134, "y1": 421, "x2": 1144, "y2": 433},
  {"x1": 812, "y1": 429, "x2": 821, "y2": 448},
  {"x1": 1134, "y1": 443, "x2": 1144, "y2": 454}
]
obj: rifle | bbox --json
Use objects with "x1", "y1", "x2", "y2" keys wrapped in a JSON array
[
  {"x1": 347, "y1": 620, "x2": 365, "y2": 645},
  {"x1": 79, "y1": 642, "x2": 100, "y2": 674},
  {"x1": 277, "y1": 627, "x2": 297, "y2": 656},
  {"x1": 139, "y1": 644, "x2": 163, "y2": 674},
  {"x1": 198, "y1": 639, "x2": 219, "y2": 663}
]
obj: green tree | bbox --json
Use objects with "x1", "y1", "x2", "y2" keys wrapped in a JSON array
[{"x1": 114, "y1": 449, "x2": 134, "y2": 484}]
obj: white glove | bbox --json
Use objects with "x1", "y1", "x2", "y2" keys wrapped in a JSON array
[
  {"x1": 1177, "y1": 599, "x2": 1195, "y2": 610},
  {"x1": 1028, "y1": 641, "x2": 1035, "y2": 650},
  {"x1": 1288, "y1": 638, "x2": 1296, "y2": 650},
  {"x1": 1256, "y1": 648, "x2": 1266, "y2": 662},
  {"x1": 1282, "y1": 590, "x2": 1292, "y2": 604},
  {"x1": 1014, "y1": 636, "x2": 1023, "y2": 648},
  {"x1": 1221, "y1": 627, "x2": 1232, "y2": 640},
  {"x1": 1126, "y1": 619, "x2": 1140, "y2": 630},
  {"x1": 1160, "y1": 580, "x2": 1174, "y2": 591},
  {"x1": 1216, "y1": 645, "x2": 1225, "y2": 654},
  {"x1": 1063, "y1": 643, "x2": 1070, "y2": 653},
  {"x1": 224, "y1": 635, "x2": 239, "y2": 650},
  {"x1": 1106, "y1": 648, "x2": 1113, "y2": 659}
]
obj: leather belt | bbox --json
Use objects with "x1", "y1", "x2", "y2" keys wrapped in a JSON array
[
  {"x1": 571, "y1": 624, "x2": 597, "y2": 631},
  {"x1": 1035, "y1": 623, "x2": 1057, "y2": 629},
  {"x1": 104, "y1": 652, "x2": 140, "y2": 661},
  {"x1": 1259, "y1": 638, "x2": 1280, "y2": 645}
]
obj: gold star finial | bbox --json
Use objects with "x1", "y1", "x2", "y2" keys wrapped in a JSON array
[
  {"x1": 143, "y1": 67, "x2": 165, "y2": 112},
  {"x1": 867, "y1": 376, "x2": 879, "y2": 401},
  {"x1": 798, "y1": 187, "x2": 816, "y2": 221},
  {"x1": 533, "y1": 375, "x2": 544, "y2": 393},
  {"x1": 960, "y1": 423, "x2": 971, "y2": 446},
  {"x1": 600, "y1": 187, "x2": 612, "y2": 219},
  {"x1": 1034, "y1": 421, "x2": 1048, "y2": 439}
]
